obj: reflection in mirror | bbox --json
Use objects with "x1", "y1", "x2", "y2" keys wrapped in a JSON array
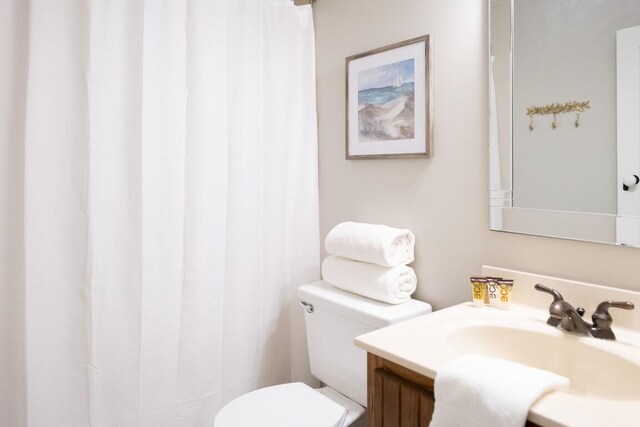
[{"x1": 489, "y1": 0, "x2": 640, "y2": 247}]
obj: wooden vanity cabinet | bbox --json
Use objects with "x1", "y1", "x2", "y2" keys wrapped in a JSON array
[{"x1": 367, "y1": 353, "x2": 542, "y2": 427}]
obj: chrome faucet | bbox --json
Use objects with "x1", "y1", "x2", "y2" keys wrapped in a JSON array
[{"x1": 534, "y1": 284, "x2": 635, "y2": 340}]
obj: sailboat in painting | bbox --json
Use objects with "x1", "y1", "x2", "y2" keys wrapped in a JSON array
[{"x1": 393, "y1": 74, "x2": 404, "y2": 88}]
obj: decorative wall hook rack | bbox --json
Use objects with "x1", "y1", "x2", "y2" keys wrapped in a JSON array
[{"x1": 526, "y1": 100, "x2": 591, "y2": 131}]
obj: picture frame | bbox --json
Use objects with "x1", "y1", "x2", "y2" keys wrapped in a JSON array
[{"x1": 345, "y1": 35, "x2": 432, "y2": 159}]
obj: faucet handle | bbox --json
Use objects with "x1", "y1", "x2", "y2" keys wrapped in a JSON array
[
  {"x1": 591, "y1": 301, "x2": 635, "y2": 338},
  {"x1": 593, "y1": 301, "x2": 635, "y2": 320},
  {"x1": 534, "y1": 284, "x2": 566, "y2": 326},
  {"x1": 602, "y1": 301, "x2": 635, "y2": 311},
  {"x1": 534, "y1": 283, "x2": 564, "y2": 302}
]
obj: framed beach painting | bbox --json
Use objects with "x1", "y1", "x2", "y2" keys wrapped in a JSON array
[{"x1": 345, "y1": 35, "x2": 432, "y2": 159}]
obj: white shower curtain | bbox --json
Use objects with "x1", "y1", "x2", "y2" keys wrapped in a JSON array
[{"x1": 0, "y1": 1, "x2": 319, "y2": 425}]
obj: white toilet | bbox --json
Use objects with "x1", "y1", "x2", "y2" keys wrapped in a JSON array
[{"x1": 214, "y1": 280, "x2": 432, "y2": 426}]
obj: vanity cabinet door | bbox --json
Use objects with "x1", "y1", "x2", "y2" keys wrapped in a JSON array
[
  {"x1": 370, "y1": 367, "x2": 434, "y2": 427},
  {"x1": 368, "y1": 354, "x2": 435, "y2": 427}
]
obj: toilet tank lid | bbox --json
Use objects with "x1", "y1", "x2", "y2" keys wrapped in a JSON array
[{"x1": 298, "y1": 281, "x2": 432, "y2": 328}]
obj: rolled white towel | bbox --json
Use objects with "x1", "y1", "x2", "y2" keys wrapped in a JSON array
[
  {"x1": 324, "y1": 222, "x2": 415, "y2": 268},
  {"x1": 321, "y1": 255, "x2": 417, "y2": 304}
]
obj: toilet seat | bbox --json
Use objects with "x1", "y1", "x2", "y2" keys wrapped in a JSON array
[{"x1": 214, "y1": 382, "x2": 348, "y2": 427}]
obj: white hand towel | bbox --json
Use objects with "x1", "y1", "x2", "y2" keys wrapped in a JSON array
[
  {"x1": 321, "y1": 255, "x2": 417, "y2": 304},
  {"x1": 324, "y1": 222, "x2": 415, "y2": 268},
  {"x1": 430, "y1": 355, "x2": 570, "y2": 427}
]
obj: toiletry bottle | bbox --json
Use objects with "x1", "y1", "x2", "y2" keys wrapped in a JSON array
[
  {"x1": 497, "y1": 279, "x2": 513, "y2": 309},
  {"x1": 470, "y1": 277, "x2": 487, "y2": 307},
  {"x1": 486, "y1": 277, "x2": 502, "y2": 307}
]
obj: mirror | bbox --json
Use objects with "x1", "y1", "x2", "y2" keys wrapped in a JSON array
[{"x1": 489, "y1": 0, "x2": 640, "y2": 247}]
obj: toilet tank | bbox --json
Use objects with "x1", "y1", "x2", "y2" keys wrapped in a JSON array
[{"x1": 297, "y1": 281, "x2": 432, "y2": 407}]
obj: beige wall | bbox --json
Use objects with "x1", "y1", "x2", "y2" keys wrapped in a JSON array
[{"x1": 314, "y1": 0, "x2": 640, "y2": 311}]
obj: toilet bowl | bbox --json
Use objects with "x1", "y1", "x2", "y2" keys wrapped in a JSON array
[{"x1": 214, "y1": 280, "x2": 432, "y2": 426}]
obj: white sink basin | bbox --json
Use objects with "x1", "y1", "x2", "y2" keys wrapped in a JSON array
[{"x1": 446, "y1": 323, "x2": 640, "y2": 400}]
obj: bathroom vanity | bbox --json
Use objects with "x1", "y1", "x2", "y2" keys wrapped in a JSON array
[
  {"x1": 366, "y1": 353, "x2": 543, "y2": 427},
  {"x1": 355, "y1": 267, "x2": 640, "y2": 427}
]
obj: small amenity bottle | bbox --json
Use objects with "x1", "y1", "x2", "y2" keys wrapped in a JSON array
[
  {"x1": 470, "y1": 277, "x2": 487, "y2": 307},
  {"x1": 496, "y1": 279, "x2": 513, "y2": 309}
]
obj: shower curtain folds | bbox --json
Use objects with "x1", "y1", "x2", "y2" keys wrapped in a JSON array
[{"x1": 0, "y1": 1, "x2": 319, "y2": 425}]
